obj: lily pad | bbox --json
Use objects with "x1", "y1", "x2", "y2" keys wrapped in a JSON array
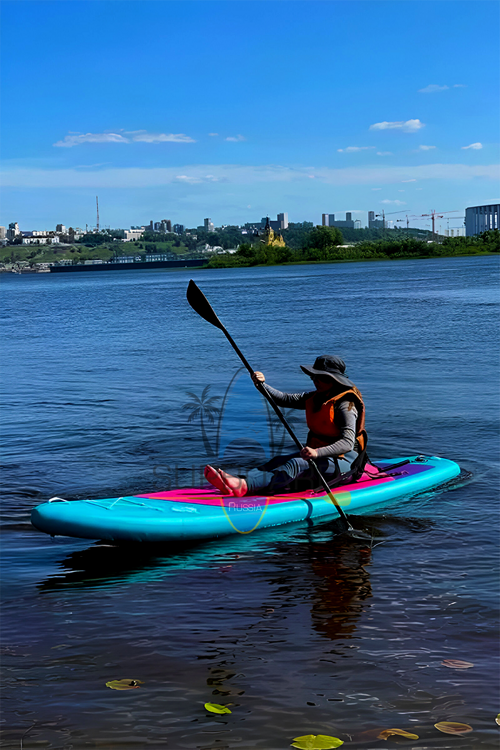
[
  {"x1": 291, "y1": 735, "x2": 344, "y2": 749},
  {"x1": 105, "y1": 679, "x2": 144, "y2": 690},
  {"x1": 204, "y1": 702, "x2": 232, "y2": 714},
  {"x1": 377, "y1": 728, "x2": 419, "y2": 740},
  {"x1": 441, "y1": 659, "x2": 474, "y2": 669},
  {"x1": 434, "y1": 721, "x2": 473, "y2": 734}
]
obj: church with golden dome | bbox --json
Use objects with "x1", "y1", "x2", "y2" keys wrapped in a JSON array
[{"x1": 260, "y1": 217, "x2": 286, "y2": 248}]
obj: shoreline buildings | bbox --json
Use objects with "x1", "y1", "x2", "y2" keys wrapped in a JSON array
[{"x1": 465, "y1": 204, "x2": 499, "y2": 236}]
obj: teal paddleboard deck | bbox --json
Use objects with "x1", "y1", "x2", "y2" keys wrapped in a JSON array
[{"x1": 31, "y1": 455, "x2": 460, "y2": 543}]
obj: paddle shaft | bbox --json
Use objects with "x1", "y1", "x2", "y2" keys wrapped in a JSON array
[{"x1": 186, "y1": 281, "x2": 353, "y2": 530}]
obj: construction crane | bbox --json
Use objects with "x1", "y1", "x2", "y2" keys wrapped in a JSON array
[
  {"x1": 421, "y1": 209, "x2": 461, "y2": 240},
  {"x1": 96, "y1": 196, "x2": 100, "y2": 233},
  {"x1": 396, "y1": 215, "x2": 421, "y2": 232},
  {"x1": 375, "y1": 208, "x2": 410, "y2": 229}
]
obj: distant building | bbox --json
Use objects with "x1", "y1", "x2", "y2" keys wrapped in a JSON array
[
  {"x1": 124, "y1": 229, "x2": 143, "y2": 241},
  {"x1": 204, "y1": 218, "x2": 215, "y2": 232},
  {"x1": 173, "y1": 224, "x2": 185, "y2": 234},
  {"x1": 22, "y1": 235, "x2": 60, "y2": 245},
  {"x1": 56, "y1": 224, "x2": 66, "y2": 233},
  {"x1": 261, "y1": 217, "x2": 285, "y2": 248},
  {"x1": 324, "y1": 212, "x2": 354, "y2": 229},
  {"x1": 145, "y1": 253, "x2": 179, "y2": 261},
  {"x1": 277, "y1": 212, "x2": 288, "y2": 229},
  {"x1": 7, "y1": 222, "x2": 20, "y2": 240},
  {"x1": 354, "y1": 220, "x2": 362, "y2": 230},
  {"x1": 465, "y1": 203, "x2": 499, "y2": 236},
  {"x1": 368, "y1": 211, "x2": 384, "y2": 229},
  {"x1": 0, "y1": 227, "x2": 6, "y2": 239},
  {"x1": 263, "y1": 212, "x2": 288, "y2": 231}
]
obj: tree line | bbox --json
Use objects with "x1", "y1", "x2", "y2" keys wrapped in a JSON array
[{"x1": 207, "y1": 228, "x2": 500, "y2": 268}]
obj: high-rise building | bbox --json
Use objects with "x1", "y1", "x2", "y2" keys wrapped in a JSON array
[
  {"x1": 354, "y1": 220, "x2": 362, "y2": 230},
  {"x1": 368, "y1": 211, "x2": 383, "y2": 229},
  {"x1": 0, "y1": 226, "x2": 6, "y2": 239},
  {"x1": 465, "y1": 204, "x2": 499, "y2": 235},
  {"x1": 7, "y1": 222, "x2": 20, "y2": 240},
  {"x1": 277, "y1": 212, "x2": 288, "y2": 229},
  {"x1": 322, "y1": 214, "x2": 329, "y2": 226},
  {"x1": 327, "y1": 213, "x2": 354, "y2": 229},
  {"x1": 56, "y1": 224, "x2": 66, "y2": 233},
  {"x1": 204, "y1": 218, "x2": 215, "y2": 232},
  {"x1": 173, "y1": 224, "x2": 185, "y2": 234}
]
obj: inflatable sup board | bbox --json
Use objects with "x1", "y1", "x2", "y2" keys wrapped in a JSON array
[{"x1": 31, "y1": 455, "x2": 460, "y2": 543}]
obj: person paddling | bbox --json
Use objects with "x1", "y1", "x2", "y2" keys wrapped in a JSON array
[{"x1": 204, "y1": 354, "x2": 367, "y2": 497}]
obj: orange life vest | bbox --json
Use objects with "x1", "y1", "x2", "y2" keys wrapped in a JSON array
[{"x1": 305, "y1": 387, "x2": 367, "y2": 454}]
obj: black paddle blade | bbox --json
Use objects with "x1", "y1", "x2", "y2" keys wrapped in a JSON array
[{"x1": 186, "y1": 280, "x2": 224, "y2": 330}]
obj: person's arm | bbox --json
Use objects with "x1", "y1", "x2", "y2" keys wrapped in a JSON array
[
  {"x1": 306, "y1": 401, "x2": 358, "y2": 459},
  {"x1": 252, "y1": 371, "x2": 311, "y2": 409}
]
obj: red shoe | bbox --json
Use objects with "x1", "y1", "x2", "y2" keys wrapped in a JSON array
[{"x1": 204, "y1": 466, "x2": 248, "y2": 497}]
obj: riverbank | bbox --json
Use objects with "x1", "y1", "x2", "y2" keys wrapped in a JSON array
[{"x1": 207, "y1": 231, "x2": 499, "y2": 268}]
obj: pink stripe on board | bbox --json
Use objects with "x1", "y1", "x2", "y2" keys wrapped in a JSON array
[{"x1": 136, "y1": 475, "x2": 394, "y2": 507}]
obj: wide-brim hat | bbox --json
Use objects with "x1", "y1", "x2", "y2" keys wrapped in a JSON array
[{"x1": 300, "y1": 354, "x2": 355, "y2": 388}]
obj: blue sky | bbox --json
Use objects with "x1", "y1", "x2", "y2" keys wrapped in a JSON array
[{"x1": 1, "y1": 0, "x2": 498, "y2": 232}]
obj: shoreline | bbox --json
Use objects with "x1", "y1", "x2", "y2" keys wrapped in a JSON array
[{"x1": 0, "y1": 249, "x2": 497, "y2": 276}]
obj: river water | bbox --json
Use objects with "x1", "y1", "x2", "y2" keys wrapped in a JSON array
[{"x1": 1, "y1": 256, "x2": 499, "y2": 748}]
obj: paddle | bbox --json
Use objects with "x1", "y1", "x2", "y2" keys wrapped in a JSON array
[{"x1": 186, "y1": 279, "x2": 369, "y2": 540}]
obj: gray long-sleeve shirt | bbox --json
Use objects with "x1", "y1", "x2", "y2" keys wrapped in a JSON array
[{"x1": 262, "y1": 383, "x2": 358, "y2": 459}]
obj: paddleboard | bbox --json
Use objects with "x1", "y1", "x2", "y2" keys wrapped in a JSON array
[{"x1": 31, "y1": 455, "x2": 460, "y2": 543}]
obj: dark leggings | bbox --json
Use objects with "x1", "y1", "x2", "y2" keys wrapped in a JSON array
[{"x1": 245, "y1": 450, "x2": 358, "y2": 494}]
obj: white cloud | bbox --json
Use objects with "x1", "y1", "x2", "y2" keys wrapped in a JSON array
[
  {"x1": 419, "y1": 84, "x2": 449, "y2": 93},
  {"x1": 3, "y1": 162, "x2": 498, "y2": 189},
  {"x1": 54, "y1": 132, "x2": 129, "y2": 148},
  {"x1": 372, "y1": 188, "x2": 382, "y2": 191},
  {"x1": 402, "y1": 179, "x2": 417, "y2": 182},
  {"x1": 462, "y1": 142, "x2": 483, "y2": 150},
  {"x1": 225, "y1": 135, "x2": 246, "y2": 142},
  {"x1": 453, "y1": 84, "x2": 467, "y2": 88},
  {"x1": 376, "y1": 151, "x2": 393, "y2": 156},
  {"x1": 209, "y1": 133, "x2": 219, "y2": 137},
  {"x1": 53, "y1": 130, "x2": 195, "y2": 147},
  {"x1": 337, "y1": 146, "x2": 374, "y2": 153},
  {"x1": 419, "y1": 145, "x2": 436, "y2": 151},
  {"x1": 370, "y1": 119, "x2": 425, "y2": 133},
  {"x1": 381, "y1": 199, "x2": 406, "y2": 205},
  {"x1": 132, "y1": 132, "x2": 195, "y2": 143}
]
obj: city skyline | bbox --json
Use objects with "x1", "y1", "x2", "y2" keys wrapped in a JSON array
[{"x1": 1, "y1": 1, "x2": 498, "y2": 229}]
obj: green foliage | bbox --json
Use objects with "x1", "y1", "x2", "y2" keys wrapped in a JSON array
[
  {"x1": 307, "y1": 225, "x2": 344, "y2": 249},
  {"x1": 76, "y1": 232, "x2": 112, "y2": 246},
  {"x1": 205, "y1": 230, "x2": 499, "y2": 269}
]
